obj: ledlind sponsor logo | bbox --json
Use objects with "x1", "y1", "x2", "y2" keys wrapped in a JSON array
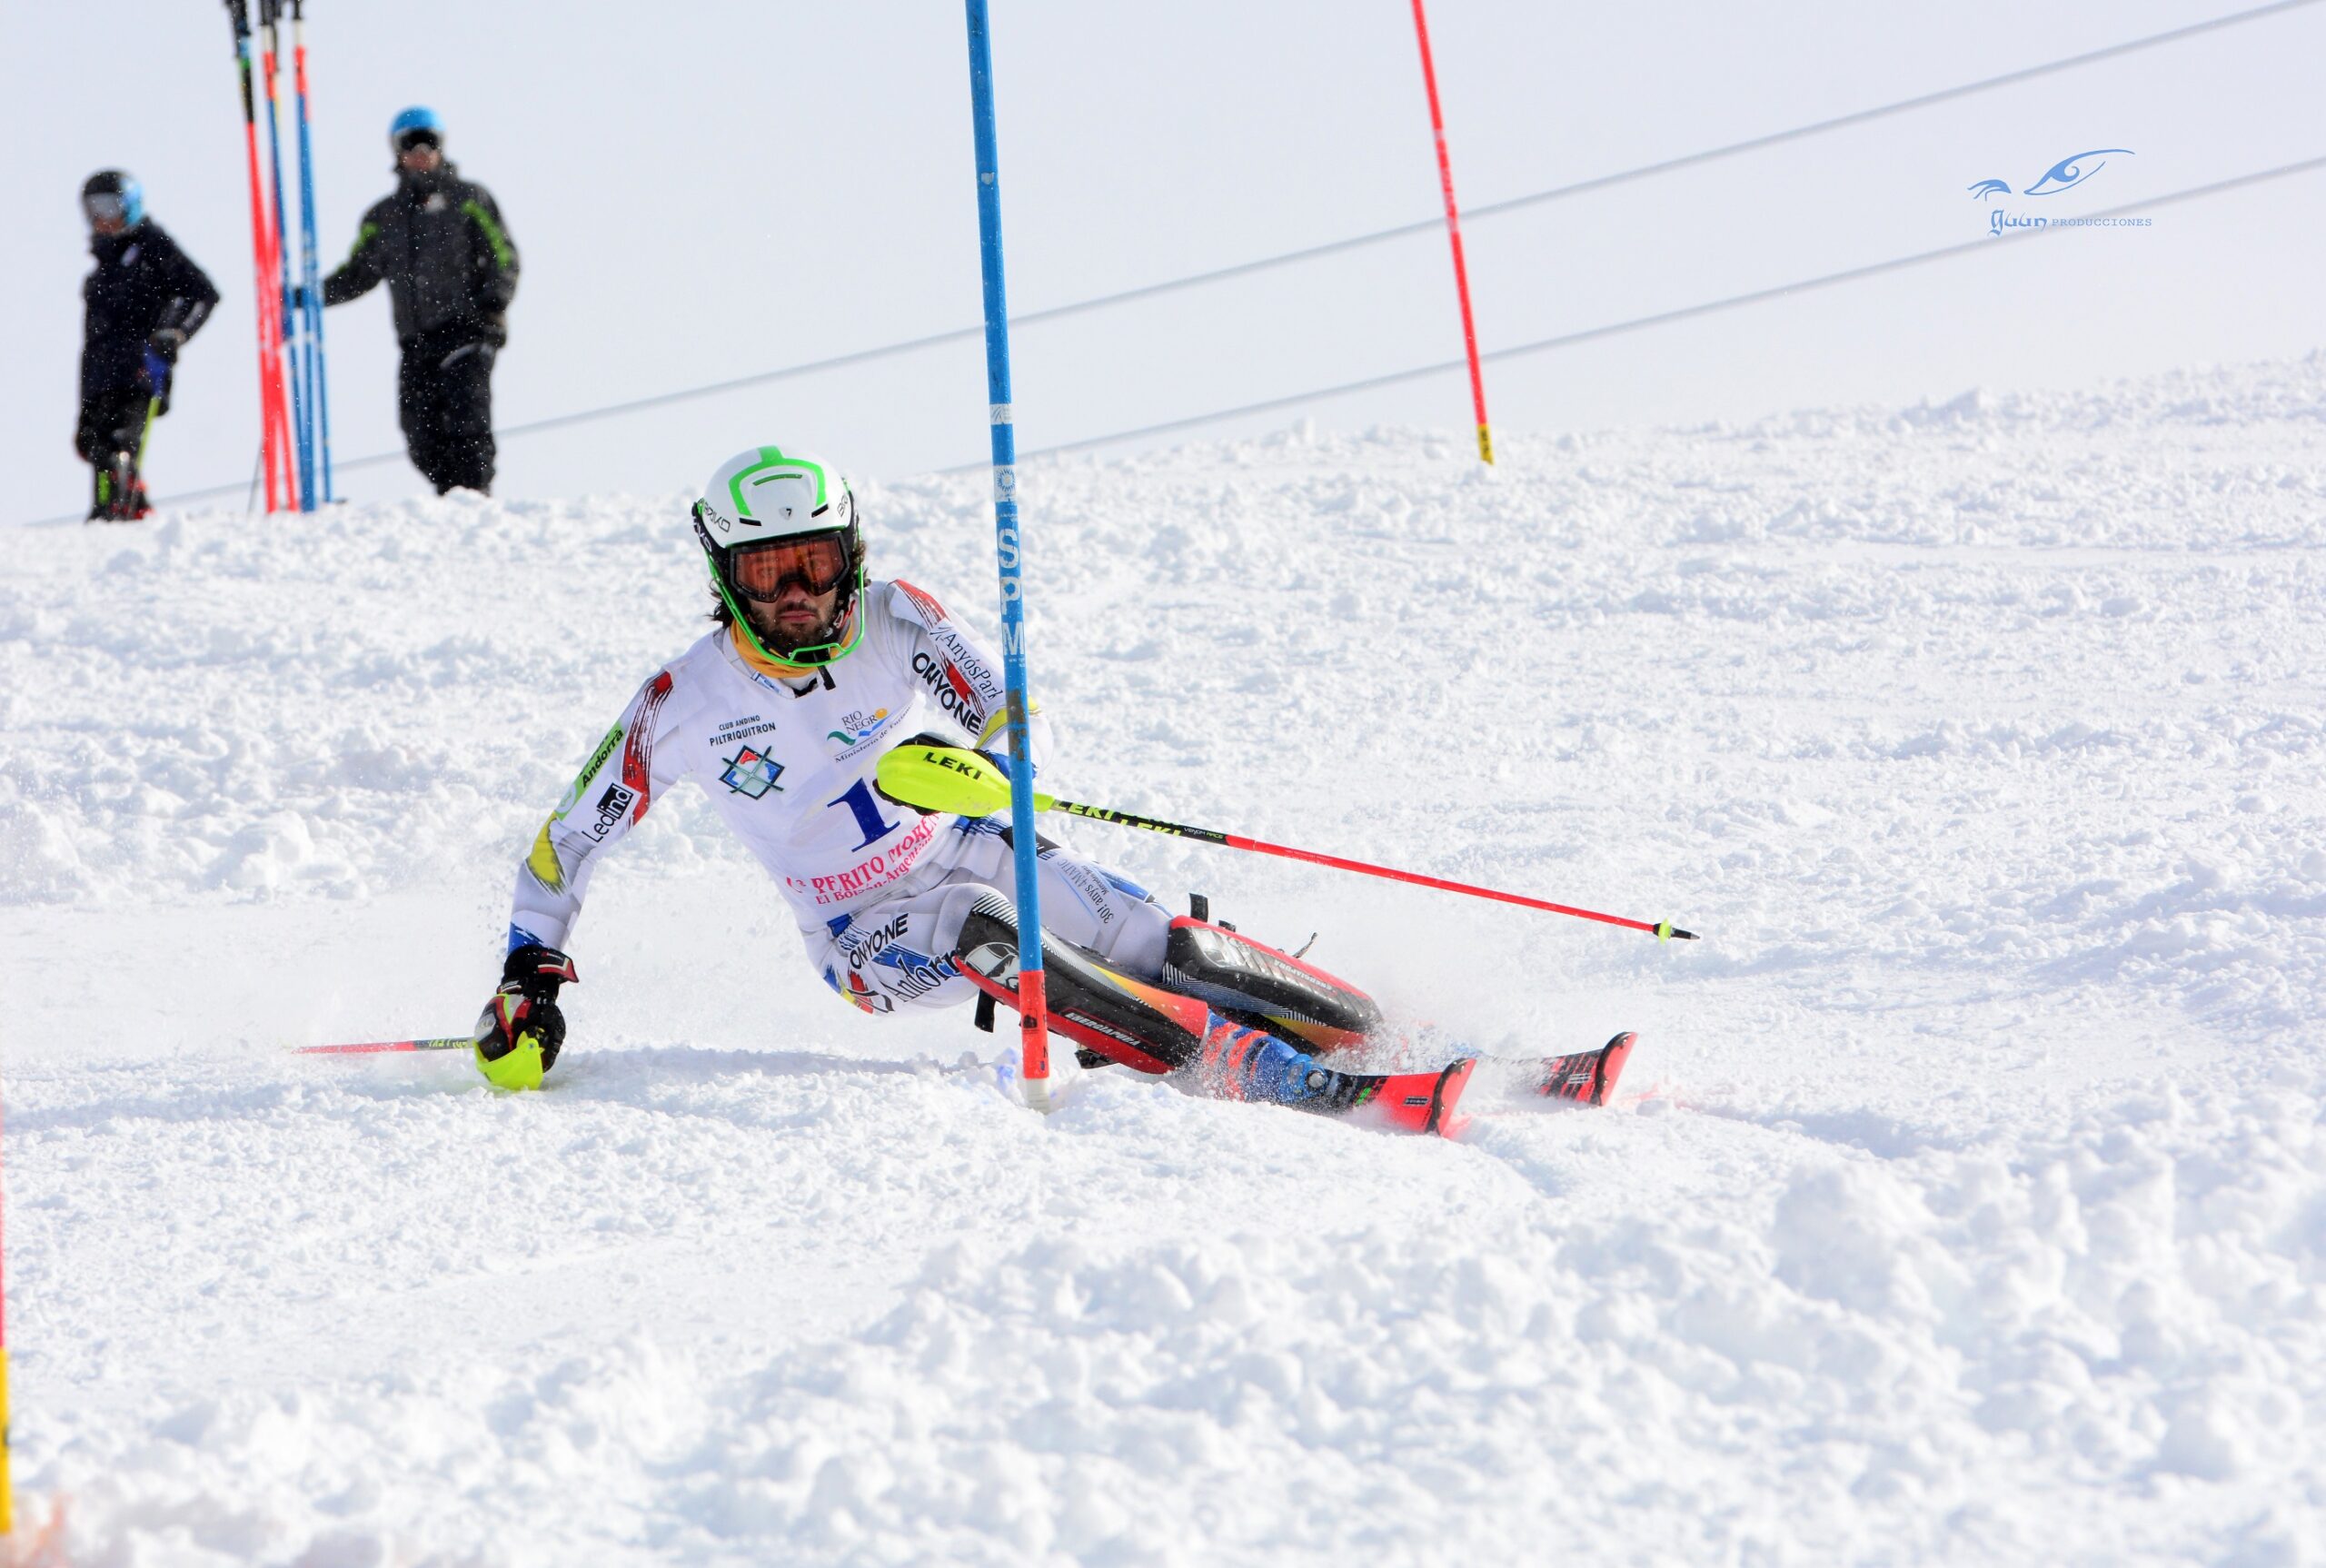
[
  {"x1": 1967, "y1": 148, "x2": 2149, "y2": 236},
  {"x1": 582, "y1": 782, "x2": 637, "y2": 842}
]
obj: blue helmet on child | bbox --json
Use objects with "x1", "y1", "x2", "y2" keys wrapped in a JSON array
[
  {"x1": 389, "y1": 105, "x2": 443, "y2": 154},
  {"x1": 81, "y1": 170, "x2": 144, "y2": 230}
]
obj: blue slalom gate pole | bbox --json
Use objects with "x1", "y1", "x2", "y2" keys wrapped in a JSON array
[
  {"x1": 963, "y1": 0, "x2": 1050, "y2": 1112},
  {"x1": 258, "y1": 0, "x2": 310, "y2": 509},
  {"x1": 291, "y1": 0, "x2": 332, "y2": 502}
]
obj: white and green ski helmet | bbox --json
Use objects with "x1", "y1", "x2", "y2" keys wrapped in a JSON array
[{"x1": 692, "y1": 445, "x2": 867, "y2": 667}]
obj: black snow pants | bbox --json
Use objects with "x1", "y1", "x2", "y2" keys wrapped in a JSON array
[
  {"x1": 76, "y1": 385, "x2": 156, "y2": 517},
  {"x1": 397, "y1": 332, "x2": 497, "y2": 495}
]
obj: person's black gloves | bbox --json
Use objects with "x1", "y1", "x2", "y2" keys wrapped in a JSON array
[
  {"x1": 148, "y1": 327, "x2": 186, "y2": 364},
  {"x1": 473, "y1": 944, "x2": 577, "y2": 1090},
  {"x1": 481, "y1": 313, "x2": 509, "y2": 349}
]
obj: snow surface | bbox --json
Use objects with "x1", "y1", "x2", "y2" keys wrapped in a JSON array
[{"x1": 5, "y1": 354, "x2": 2326, "y2": 1564}]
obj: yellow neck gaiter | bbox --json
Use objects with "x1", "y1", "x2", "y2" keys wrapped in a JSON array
[{"x1": 728, "y1": 608, "x2": 856, "y2": 680}]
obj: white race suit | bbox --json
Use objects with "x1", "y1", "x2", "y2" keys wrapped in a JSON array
[{"x1": 508, "y1": 579, "x2": 1169, "y2": 1015}]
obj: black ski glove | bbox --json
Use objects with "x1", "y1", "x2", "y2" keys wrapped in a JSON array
[
  {"x1": 473, "y1": 943, "x2": 577, "y2": 1090},
  {"x1": 148, "y1": 327, "x2": 186, "y2": 363},
  {"x1": 480, "y1": 313, "x2": 509, "y2": 349}
]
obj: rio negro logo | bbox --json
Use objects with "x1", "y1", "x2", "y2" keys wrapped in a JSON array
[{"x1": 825, "y1": 708, "x2": 891, "y2": 750}]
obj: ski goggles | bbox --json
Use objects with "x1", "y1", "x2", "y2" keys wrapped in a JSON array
[
  {"x1": 729, "y1": 533, "x2": 851, "y2": 601},
  {"x1": 83, "y1": 193, "x2": 129, "y2": 225},
  {"x1": 393, "y1": 128, "x2": 442, "y2": 154}
]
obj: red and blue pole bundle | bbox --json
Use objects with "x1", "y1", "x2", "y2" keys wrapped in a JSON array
[
  {"x1": 963, "y1": 0, "x2": 1052, "y2": 1110},
  {"x1": 1409, "y1": 0, "x2": 1495, "y2": 464},
  {"x1": 224, "y1": 0, "x2": 297, "y2": 511},
  {"x1": 225, "y1": 0, "x2": 286, "y2": 511}
]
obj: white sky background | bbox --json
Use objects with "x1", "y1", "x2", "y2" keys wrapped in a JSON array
[{"x1": 2, "y1": 0, "x2": 2321, "y2": 521}]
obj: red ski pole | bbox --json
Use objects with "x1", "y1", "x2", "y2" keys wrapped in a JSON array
[
  {"x1": 1072, "y1": 806, "x2": 1695, "y2": 939},
  {"x1": 297, "y1": 1037, "x2": 471, "y2": 1057},
  {"x1": 1409, "y1": 0, "x2": 1495, "y2": 465},
  {"x1": 876, "y1": 746, "x2": 1700, "y2": 941}
]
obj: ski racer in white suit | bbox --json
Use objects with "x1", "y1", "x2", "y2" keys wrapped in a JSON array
[{"x1": 473, "y1": 445, "x2": 1474, "y2": 1131}]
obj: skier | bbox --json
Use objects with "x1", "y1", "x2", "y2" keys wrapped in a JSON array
[
  {"x1": 75, "y1": 171, "x2": 218, "y2": 521},
  {"x1": 471, "y1": 445, "x2": 1516, "y2": 1130},
  {"x1": 315, "y1": 106, "x2": 517, "y2": 495}
]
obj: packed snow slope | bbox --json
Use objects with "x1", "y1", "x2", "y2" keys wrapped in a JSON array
[{"x1": 5, "y1": 354, "x2": 2326, "y2": 1565}]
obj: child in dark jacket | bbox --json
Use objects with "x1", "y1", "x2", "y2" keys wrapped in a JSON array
[{"x1": 77, "y1": 170, "x2": 219, "y2": 521}]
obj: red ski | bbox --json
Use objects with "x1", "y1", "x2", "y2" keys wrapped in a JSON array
[
  {"x1": 1535, "y1": 1032, "x2": 1635, "y2": 1107},
  {"x1": 1355, "y1": 1057, "x2": 1476, "y2": 1137}
]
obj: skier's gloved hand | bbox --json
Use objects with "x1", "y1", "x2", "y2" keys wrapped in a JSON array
[
  {"x1": 879, "y1": 730, "x2": 979, "y2": 789},
  {"x1": 480, "y1": 313, "x2": 509, "y2": 349},
  {"x1": 148, "y1": 327, "x2": 186, "y2": 364},
  {"x1": 473, "y1": 943, "x2": 577, "y2": 1090},
  {"x1": 139, "y1": 350, "x2": 173, "y2": 412}
]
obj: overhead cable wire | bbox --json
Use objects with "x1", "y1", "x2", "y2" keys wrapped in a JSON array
[
  {"x1": 384, "y1": 0, "x2": 2326, "y2": 442},
  {"x1": 1458, "y1": 0, "x2": 2320, "y2": 223},
  {"x1": 986, "y1": 154, "x2": 2326, "y2": 464},
  {"x1": 23, "y1": 0, "x2": 2317, "y2": 525},
  {"x1": 44, "y1": 150, "x2": 2321, "y2": 522}
]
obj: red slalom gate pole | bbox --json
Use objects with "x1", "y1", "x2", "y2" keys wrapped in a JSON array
[
  {"x1": 227, "y1": 1, "x2": 286, "y2": 511},
  {"x1": 259, "y1": 3, "x2": 305, "y2": 511},
  {"x1": 1409, "y1": 0, "x2": 1495, "y2": 465},
  {"x1": 257, "y1": 219, "x2": 294, "y2": 511}
]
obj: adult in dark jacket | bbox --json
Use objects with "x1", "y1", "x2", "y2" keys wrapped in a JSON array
[
  {"x1": 320, "y1": 106, "x2": 518, "y2": 495},
  {"x1": 77, "y1": 170, "x2": 218, "y2": 521}
]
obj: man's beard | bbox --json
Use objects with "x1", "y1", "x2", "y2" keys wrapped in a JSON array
[{"x1": 750, "y1": 605, "x2": 838, "y2": 656}]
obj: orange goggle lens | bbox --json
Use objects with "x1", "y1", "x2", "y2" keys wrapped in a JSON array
[{"x1": 731, "y1": 534, "x2": 850, "y2": 601}]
